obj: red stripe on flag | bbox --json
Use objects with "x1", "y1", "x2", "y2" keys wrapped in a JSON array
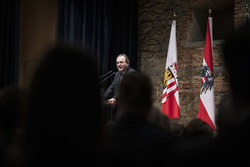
[
  {"x1": 162, "y1": 80, "x2": 176, "y2": 96},
  {"x1": 162, "y1": 93, "x2": 166, "y2": 101},
  {"x1": 198, "y1": 100, "x2": 215, "y2": 131},
  {"x1": 204, "y1": 19, "x2": 213, "y2": 73},
  {"x1": 162, "y1": 85, "x2": 178, "y2": 99},
  {"x1": 162, "y1": 94, "x2": 180, "y2": 119},
  {"x1": 167, "y1": 80, "x2": 176, "y2": 89},
  {"x1": 167, "y1": 87, "x2": 178, "y2": 97}
]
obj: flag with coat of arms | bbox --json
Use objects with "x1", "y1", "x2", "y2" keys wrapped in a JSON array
[
  {"x1": 198, "y1": 14, "x2": 216, "y2": 131},
  {"x1": 161, "y1": 19, "x2": 180, "y2": 119}
]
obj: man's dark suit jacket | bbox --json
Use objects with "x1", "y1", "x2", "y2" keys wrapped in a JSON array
[{"x1": 104, "y1": 67, "x2": 135, "y2": 100}]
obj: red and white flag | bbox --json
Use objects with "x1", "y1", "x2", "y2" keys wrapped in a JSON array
[
  {"x1": 161, "y1": 20, "x2": 180, "y2": 119},
  {"x1": 198, "y1": 17, "x2": 215, "y2": 130}
]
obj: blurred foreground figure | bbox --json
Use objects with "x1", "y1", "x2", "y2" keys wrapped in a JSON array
[
  {"x1": 26, "y1": 45, "x2": 102, "y2": 167},
  {"x1": 217, "y1": 24, "x2": 250, "y2": 166}
]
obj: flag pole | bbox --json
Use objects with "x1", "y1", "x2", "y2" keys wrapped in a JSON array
[
  {"x1": 245, "y1": 4, "x2": 249, "y2": 25},
  {"x1": 208, "y1": 9, "x2": 213, "y2": 52}
]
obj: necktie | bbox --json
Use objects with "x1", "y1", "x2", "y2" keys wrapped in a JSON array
[{"x1": 120, "y1": 73, "x2": 124, "y2": 82}]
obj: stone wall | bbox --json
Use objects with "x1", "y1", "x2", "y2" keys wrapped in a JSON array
[{"x1": 137, "y1": 0, "x2": 250, "y2": 124}]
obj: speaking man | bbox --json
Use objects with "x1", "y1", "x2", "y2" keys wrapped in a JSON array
[{"x1": 104, "y1": 54, "x2": 136, "y2": 106}]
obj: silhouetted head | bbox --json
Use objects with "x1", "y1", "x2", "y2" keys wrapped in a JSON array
[
  {"x1": 117, "y1": 72, "x2": 152, "y2": 117},
  {"x1": 183, "y1": 118, "x2": 214, "y2": 138},
  {"x1": 169, "y1": 118, "x2": 184, "y2": 137}
]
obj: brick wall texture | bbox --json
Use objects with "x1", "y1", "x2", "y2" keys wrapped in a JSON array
[{"x1": 137, "y1": 0, "x2": 250, "y2": 124}]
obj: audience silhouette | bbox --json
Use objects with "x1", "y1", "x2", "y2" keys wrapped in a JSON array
[
  {"x1": 214, "y1": 25, "x2": 250, "y2": 166},
  {"x1": 183, "y1": 118, "x2": 213, "y2": 139},
  {"x1": 169, "y1": 118, "x2": 184, "y2": 137},
  {"x1": 147, "y1": 106, "x2": 170, "y2": 133},
  {"x1": 25, "y1": 45, "x2": 102, "y2": 167}
]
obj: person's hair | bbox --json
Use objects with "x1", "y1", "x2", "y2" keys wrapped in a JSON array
[
  {"x1": 117, "y1": 72, "x2": 152, "y2": 115},
  {"x1": 169, "y1": 118, "x2": 184, "y2": 137},
  {"x1": 117, "y1": 54, "x2": 129, "y2": 64},
  {"x1": 147, "y1": 107, "x2": 170, "y2": 132},
  {"x1": 183, "y1": 118, "x2": 214, "y2": 138}
]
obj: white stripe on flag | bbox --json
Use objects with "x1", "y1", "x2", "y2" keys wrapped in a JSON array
[
  {"x1": 167, "y1": 84, "x2": 177, "y2": 94},
  {"x1": 162, "y1": 97, "x2": 166, "y2": 103}
]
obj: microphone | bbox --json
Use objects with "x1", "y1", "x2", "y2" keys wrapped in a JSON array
[
  {"x1": 99, "y1": 72, "x2": 116, "y2": 86},
  {"x1": 99, "y1": 71, "x2": 112, "y2": 80}
]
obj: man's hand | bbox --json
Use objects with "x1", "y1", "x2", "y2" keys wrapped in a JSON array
[{"x1": 108, "y1": 98, "x2": 116, "y2": 105}]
